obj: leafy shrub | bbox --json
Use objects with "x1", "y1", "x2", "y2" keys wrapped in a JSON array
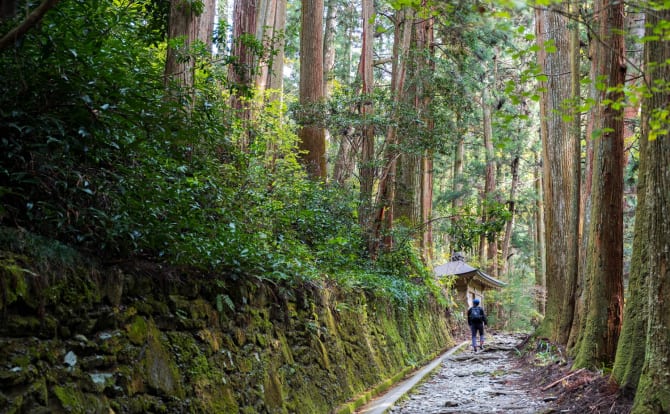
[{"x1": 0, "y1": 0, "x2": 441, "y2": 307}]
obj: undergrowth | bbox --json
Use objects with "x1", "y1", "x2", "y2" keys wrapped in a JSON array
[{"x1": 0, "y1": 0, "x2": 439, "y2": 306}]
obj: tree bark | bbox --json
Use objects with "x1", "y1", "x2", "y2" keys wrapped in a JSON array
[
  {"x1": 358, "y1": 0, "x2": 375, "y2": 246},
  {"x1": 627, "y1": 6, "x2": 670, "y2": 411},
  {"x1": 371, "y1": 6, "x2": 413, "y2": 256},
  {"x1": 611, "y1": 95, "x2": 648, "y2": 395},
  {"x1": 534, "y1": 2, "x2": 580, "y2": 345},
  {"x1": 572, "y1": 0, "x2": 625, "y2": 369},
  {"x1": 611, "y1": 9, "x2": 646, "y2": 397},
  {"x1": 501, "y1": 155, "x2": 519, "y2": 275},
  {"x1": 481, "y1": 87, "x2": 497, "y2": 277},
  {"x1": 419, "y1": 5, "x2": 435, "y2": 262},
  {"x1": 255, "y1": 0, "x2": 286, "y2": 97},
  {"x1": 323, "y1": 0, "x2": 337, "y2": 97},
  {"x1": 533, "y1": 149, "x2": 546, "y2": 315},
  {"x1": 267, "y1": 0, "x2": 286, "y2": 98},
  {"x1": 228, "y1": 0, "x2": 259, "y2": 148},
  {"x1": 164, "y1": 0, "x2": 214, "y2": 107},
  {"x1": 298, "y1": 0, "x2": 326, "y2": 180}
]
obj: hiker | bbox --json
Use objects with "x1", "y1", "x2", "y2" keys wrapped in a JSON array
[{"x1": 467, "y1": 298, "x2": 487, "y2": 352}]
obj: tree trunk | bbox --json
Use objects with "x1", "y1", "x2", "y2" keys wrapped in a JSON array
[
  {"x1": 450, "y1": 115, "x2": 465, "y2": 256},
  {"x1": 481, "y1": 87, "x2": 497, "y2": 277},
  {"x1": 627, "y1": 6, "x2": 670, "y2": 411},
  {"x1": 255, "y1": 0, "x2": 286, "y2": 97},
  {"x1": 267, "y1": 0, "x2": 286, "y2": 100},
  {"x1": 164, "y1": 0, "x2": 214, "y2": 108},
  {"x1": 358, "y1": 0, "x2": 376, "y2": 247},
  {"x1": 227, "y1": 0, "x2": 258, "y2": 149},
  {"x1": 332, "y1": 128, "x2": 358, "y2": 186},
  {"x1": 395, "y1": 152, "x2": 420, "y2": 225},
  {"x1": 323, "y1": 0, "x2": 337, "y2": 97},
  {"x1": 419, "y1": 5, "x2": 435, "y2": 262},
  {"x1": 566, "y1": 0, "x2": 586, "y2": 353},
  {"x1": 534, "y1": 2, "x2": 580, "y2": 345},
  {"x1": 298, "y1": 0, "x2": 326, "y2": 179},
  {"x1": 572, "y1": 0, "x2": 625, "y2": 369},
  {"x1": 501, "y1": 155, "x2": 519, "y2": 275},
  {"x1": 611, "y1": 97, "x2": 648, "y2": 395},
  {"x1": 533, "y1": 149, "x2": 546, "y2": 315},
  {"x1": 371, "y1": 6, "x2": 413, "y2": 256},
  {"x1": 611, "y1": 9, "x2": 646, "y2": 397}
]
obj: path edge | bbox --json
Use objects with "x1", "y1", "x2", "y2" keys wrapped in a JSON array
[{"x1": 333, "y1": 340, "x2": 470, "y2": 414}]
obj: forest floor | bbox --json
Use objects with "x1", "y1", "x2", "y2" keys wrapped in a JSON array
[{"x1": 384, "y1": 332, "x2": 633, "y2": 413}]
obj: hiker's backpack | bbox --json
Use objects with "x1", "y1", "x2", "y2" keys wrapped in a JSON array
[{"x1": 470, "y1": 306, "x2": 484, "y2": 323}]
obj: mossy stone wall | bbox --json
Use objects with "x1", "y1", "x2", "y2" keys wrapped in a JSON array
[{"x1": 0, "y1": 233, "x2": 453, "y2": 413}]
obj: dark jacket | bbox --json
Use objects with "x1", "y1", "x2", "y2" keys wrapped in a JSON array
[{"x1": 467, "y1": 305, "x2": 488, "y2": 326}]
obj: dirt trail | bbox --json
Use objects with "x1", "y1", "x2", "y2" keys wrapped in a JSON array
[{"x1": 388, "y1": 333, "x2": 547, "y2": 414}]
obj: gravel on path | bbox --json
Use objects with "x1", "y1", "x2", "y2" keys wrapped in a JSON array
[{"x1": 388, "y1": 333, "x2": 548, "y2": 414}]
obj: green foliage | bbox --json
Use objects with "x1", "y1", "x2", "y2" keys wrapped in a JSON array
[{"x1": 0, "y1": 0, "x2": 437, "y2": 307}]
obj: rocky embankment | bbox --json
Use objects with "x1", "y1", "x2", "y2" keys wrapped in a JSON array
[{"x1": 0, "y1": 228, "x2": 454, "y2": 413}]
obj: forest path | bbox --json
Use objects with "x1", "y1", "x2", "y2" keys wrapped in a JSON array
[{"x1": 358, "y1": 333, "x2": 548, "y2": 414}]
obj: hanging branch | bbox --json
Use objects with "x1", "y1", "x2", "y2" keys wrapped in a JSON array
[{"x1": 0, "y1": 0, "x2": 60, "y2": 51}]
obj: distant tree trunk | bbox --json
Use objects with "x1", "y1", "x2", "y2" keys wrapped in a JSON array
[
  {"x1": 421, "y1": 152, "x2": 434, "y2": 261},
  {"x1": 572, "y1": 0, "x2": 625, "y2": 369},
  {"x1": 501, "y1": 155, "x2": 519, "y2": 275},
  {"x1": 164, "y1": 0, "x2": 214, "y2": 91},
  {"x1": 534, "y1": 2, "x2": 580, "y2": 345},
  {"x1": 452, "y1": 125, "x2": 465, "y2": 214},
  {"x1": 267, "y1": 0, "x2": 286, "y2": 99},
  {"x1": 322, "y1": 0, "x2": 338, "y2": 176},
  {"x1": 332, "y1": 128, "x2": 358, "y2": 186},
  {"x1": 358, "y1": 0, "x2": 375, "y2": 247},
  {"x1": 395, "y1": 152, "x2": 420, "y2": 225},
  {"x1": 481, "y1": 87, "x2": 497, "y2": 277},
  {"x1": 625, "y1": 6, "x2": 670, "y2": 411},
  {"x1": 449, "y1": 115, "x2": 465, "y2": 255},
  {"x1": 533, "y1": 149, "x2": 546, "y2": 315},
  {"x1": 419, "y1": 6, "x2": 435, "y2": 262},
  {"x1": 228, "y1": 0, "x2": 258, "y2": 149},
  {"x1": 394, "y1": 8, "x2": 428, "y2": 228},
  {"x1": 255, "y1": 0, "x2": 286, "y2": 99},
  {"x1": 332, "y1": 0, "x2": 361, "y2": 186},
  {"x1": 262, "y1": 0, "x2": 287, "y2": 171},
  {"x1": 298, "y1": 0, "x2": 326, "y2": 179},
  {"x1": 323, "y1": 0, "x2": 337, "y2": 97},
  {"x1": 371, "y1": 6, "x2": 413, "y2": 256}
]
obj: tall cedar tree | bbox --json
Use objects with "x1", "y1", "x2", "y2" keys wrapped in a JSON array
[
  {"x1": 298, "y1": 0, "x2": 326, "y2": 179},
  {"x1": 371, "y1": 6, "x2": 414, "y2": 256},
  {"x1": 228, "y1": 0, "x2": 258, "y2": 149},
  {"x1": 164, "y1": 0, "x2": 214, "y2": 96},
  {"x1": 534, "y1": 2, "x2": 580, "y2": 345},
  {"x1": 626, "y1": 5, "x2": 670, "y2": 411},
  {"x1": 358, "y1": 0, "x2": 376, "y2": 247},
  {"x1": 572, "y1": 0, "x2": 625, "y2": 369}
]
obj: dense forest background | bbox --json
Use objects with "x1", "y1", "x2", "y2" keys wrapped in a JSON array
[{"x1": 1, "y1": 0, "x2": 669, "y2": 412}]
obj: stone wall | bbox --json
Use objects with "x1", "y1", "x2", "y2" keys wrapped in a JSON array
[{"x1": 0, "y1": 232, "x2": 454, "y2": 413}]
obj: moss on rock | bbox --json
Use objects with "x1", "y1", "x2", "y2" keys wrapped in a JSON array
[{"x1": 0, "y1": 229, "x2": 454, "y2": 413}]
